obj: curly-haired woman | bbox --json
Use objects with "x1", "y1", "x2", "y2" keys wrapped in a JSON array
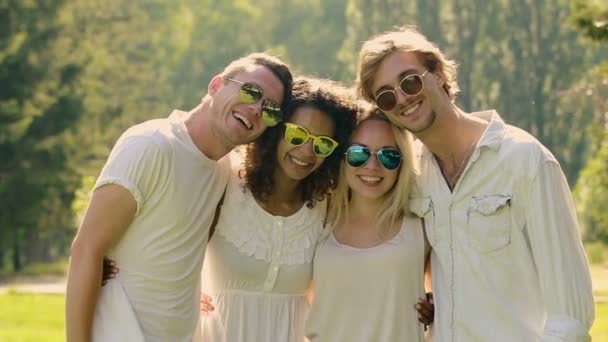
[{"x1": 196, "y1": 76, "x2": 359, "y2": 342}]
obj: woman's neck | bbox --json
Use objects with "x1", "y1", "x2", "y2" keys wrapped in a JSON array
[
  {"x1": 333, "y1": 194, "x2": 397, "y2": 248},
  {"x1": 255, "y1": 168, "x2": 303, "y2": 217},
  {"x1": 347, "y1": 194, "x2": 385, "y2": 227}
]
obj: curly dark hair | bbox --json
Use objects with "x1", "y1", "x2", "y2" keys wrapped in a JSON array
[{"x1": 241, "y1": 76, "x2": 359, "y2": 208}]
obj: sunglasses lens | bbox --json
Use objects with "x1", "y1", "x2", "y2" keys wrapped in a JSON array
[
  {"x1": 262, "y1": 101, "x2": 282, "y2": 127},
  {"x1": 376, "y1": 91, "x2": 397, "y2": 111},
  {"x1": 313, "y1": 137, "x2": 338, "y2": 157},
  {"x1": 240, "y1": 82, "x2": 263, "y2": 103},
  {"x1": 400, "y1": 74, "x2": 423, "y2": 95},
  {"x1": 285, "y1": 124, "x2": 309, "y2": 145},
  {"x1": 262, "y1": 111, "x2": 280, "y2": 127},
  {"x1": 377, "y1": 148, "x2": 402, "y2": 170},
  {"x1": 345, "y1": 146, "x2": 371, "y2": 167}
]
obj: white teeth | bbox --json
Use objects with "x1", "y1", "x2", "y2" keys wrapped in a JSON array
[
  {"x1": 233, "y1": 112, "x2": 252, "y2": 129},
  {"x1": 290, "y1": 155, "x2": 310, "y2": 166},
  {"x1": 359, "y1": 175, "x2": 382, "y2": 183},
  {"x1": 402, "y1": 102, "x2": 421, "y2": 116}
]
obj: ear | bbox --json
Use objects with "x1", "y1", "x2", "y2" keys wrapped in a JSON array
[
  {"x1": 208, "y1": 75, "x2": 223, "y2": 96},
  {"x1": 433, "y1": 70, "x2": 446, "y2": 88}
]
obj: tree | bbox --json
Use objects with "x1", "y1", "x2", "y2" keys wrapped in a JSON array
[
  {"x1": 0, "y1": 0, "x2": 83, "y2": 270},
  {"x1": 338, "y1": 0, "x2": 607, "y2": 185},
  {"x1": 570, "y1": 0, "x2": 608, "y2": 242},
  {"x1": 570, "y1": 0, "x2": 608, "y2": 41}
]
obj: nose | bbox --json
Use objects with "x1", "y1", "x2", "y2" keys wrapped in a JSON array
[
  {"x1": 395, "y1": 87, "x2": 410, "y2": 106},
  {"x1": 300, "y1": 138, "x2": 316, "y2": 157},
  {"x1": 363, "y1": 153, "x2": 381, "y2": 170},
  {"x1": 246, "y1": 99, "x2": 264, "y2": 117}
]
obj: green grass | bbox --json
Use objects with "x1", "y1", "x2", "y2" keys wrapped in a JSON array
[
  {"x1": 0, "y1": 292, "x2": 606, "y2": 341},
  {"x1": 593, "y1": 302, "x2": 608, "y2": 342},
  {"x1": 0, "y1": 293, "x2": 64, "y2": 342}
]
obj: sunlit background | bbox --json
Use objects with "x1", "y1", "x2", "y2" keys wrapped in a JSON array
[{"x1": 1, "y1": 0, "x2": 607, "y2": 340}]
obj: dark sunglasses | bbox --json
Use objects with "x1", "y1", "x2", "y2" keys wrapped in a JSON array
[
  {"x1": 225, "y1": 77, "x2": 283, "y2": 127},
  {"x1": 345, "y1": 145, "x2": 402, "y2": 170},
  {"x1": 375, "y1": 70, "x2": 428, "y2": 112},
  {"x1": 284, "y1": 123, "x2": 338, "y2": 157}
]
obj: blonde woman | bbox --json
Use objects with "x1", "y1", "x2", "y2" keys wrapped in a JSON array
[{"x1": 305, "y1": 109, "x2": 430, "y2": 341}]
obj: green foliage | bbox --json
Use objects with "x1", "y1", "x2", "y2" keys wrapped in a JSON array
[
  {"x1": 570, "y1": 0, "x2": 608, "y2": 41},
  {"x1": 1, "y1": 0, "x2": 607, "y2": 269},
  {"x1": 71, "y1": 175, "x2": 96, "y2": 227},
  {"x1": 569, "y1": 1, "x2": 608, "y2": 245},
  {"x1": 575, "y1": 128, "x2": 608, "y2": 243},
  {"x1": 585, "y1": 241, "x2": 607, "y2": 264},
  {"x1": 0, "y1": 0, "x2": 82, "y2": 272},
  {"x1": 18, "y1": 258, "x2": 69, "y2": 277}
]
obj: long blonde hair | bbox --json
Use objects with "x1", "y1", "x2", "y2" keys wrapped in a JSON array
[{"x1": 328, "y1": 109, "x2": 417, "y2": 237}]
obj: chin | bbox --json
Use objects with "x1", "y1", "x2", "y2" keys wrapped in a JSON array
[
  {"x1": 284, "y1": 168, "x2": 312, "y2": 181},
  {"x1": 409, "y1": 113, "x2": 436, "y2": 134},
  {"x1": 353, "y1": 188, "x2": 387, "y2": 201}
]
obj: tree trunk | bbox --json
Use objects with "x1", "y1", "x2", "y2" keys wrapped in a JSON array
[{"x1": 12, "y1": 227, "x2": 21, "y2": 272}]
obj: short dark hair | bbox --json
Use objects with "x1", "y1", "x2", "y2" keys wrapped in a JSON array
[
  {"x1": 241, "y1": 76, "x2": 359, "y2": 208},
  {"x1": 221, "y1": 52, "x2": 293, "y2": 109}
]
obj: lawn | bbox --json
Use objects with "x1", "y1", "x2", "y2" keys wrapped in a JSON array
[
  {"x1": 0, "y1": 293, "x2": 607, "y2": 341},
  {"x1": 594, "y1": 302, "x2": 608, "y2": 341},
  {"x1": 0, "y1": 292, "x2": 64, "y2": 342},
  {"x1": 592, "y1": 263, "x2": 608, "y2": 341},
  {"x1": 2, "y1": 264, "x2": 608, "y2": 341}
]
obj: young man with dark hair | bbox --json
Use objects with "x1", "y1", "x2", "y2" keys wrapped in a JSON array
[{"x1": 66, "y1": 53, "x2": 293, "y2": 342}]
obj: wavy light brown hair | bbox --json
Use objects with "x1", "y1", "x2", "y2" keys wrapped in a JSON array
[
  {"x1": 241, "y1": 76, "x2": 359, "y2": 208},
  {"x1": 357, "y1": 26, "x2": 460, "y2": 104}
]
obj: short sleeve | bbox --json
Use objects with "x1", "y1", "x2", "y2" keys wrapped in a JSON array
[{"x1": 94, "y1": 135, "x2": 170, "y2": 216}]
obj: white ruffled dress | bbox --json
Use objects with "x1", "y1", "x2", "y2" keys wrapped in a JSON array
[{"x1": 196, "y1": 171, "x2": 326, "y2": 342}]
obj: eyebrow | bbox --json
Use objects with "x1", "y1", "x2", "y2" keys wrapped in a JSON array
[
  {"x1": 350, "y1": 142, "x2": 399, "y2": 150},
  {"x1": 289, "y1": 122, "x2": 333, "y2": 138},
  {"x1": 374, "y1": 69, "x2": 422, "y2": 96}
]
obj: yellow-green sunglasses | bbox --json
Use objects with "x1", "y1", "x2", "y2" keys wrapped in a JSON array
[{"x1": 284, "y1": 122, "x2": 338, "y2": 157}]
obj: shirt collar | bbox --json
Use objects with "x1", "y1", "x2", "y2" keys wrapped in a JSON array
[
  {"x1": 414, "y1": 109, "x2": 506, "y2": 159},
  {"x1": 472, "y1": 110, "x2": 505, "y2": 151}
]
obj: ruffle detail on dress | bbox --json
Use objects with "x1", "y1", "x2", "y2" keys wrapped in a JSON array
[{"x1": 216, "y1": 173, "x2": 325, "y2": 265}]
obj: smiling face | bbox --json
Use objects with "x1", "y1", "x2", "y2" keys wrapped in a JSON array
[
  {"x1": 371, "y1": 50, "x2": 442, "y2": 134},
  {"x1": 345, "y1": 119, "x2": 400, "y2": 201},
  {"x1": 209, "y1": 65, "x2": 285, "y2": 148},
  {"x1": 276, "y1": 106, "x2": 335, "y2": 181}
]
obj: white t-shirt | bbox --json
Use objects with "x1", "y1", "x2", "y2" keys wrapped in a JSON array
[{"x1": 91, "y1": 110, "x2": 230, "y2": 342}]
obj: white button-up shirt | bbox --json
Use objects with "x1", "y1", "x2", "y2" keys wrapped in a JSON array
[{"x1": 410, "y1": 110, "x2": 594, "y2": 342}]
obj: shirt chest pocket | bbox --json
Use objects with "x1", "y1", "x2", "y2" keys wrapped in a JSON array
[
  {"x1": 409, "y1": 196, "x2": 436, "y2": 247},
  {"x1": 467, "y1": 194, "x2": 512, "y2": 253}
]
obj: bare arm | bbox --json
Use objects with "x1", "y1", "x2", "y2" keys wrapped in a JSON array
[
  {"x1": 417, "y1": 236, "x2": 434, "y2": 328},
  {"x1": 65, "y1": 184, "x2": 136, "y2": 342},
  {"x1": 423, "y1": 232, "x2": 432, "y2": 293}
]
